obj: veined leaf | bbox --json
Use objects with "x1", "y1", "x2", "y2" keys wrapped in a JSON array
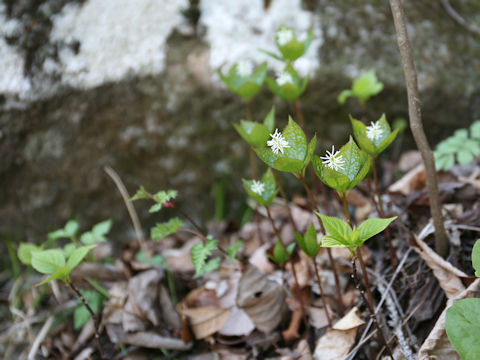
[
  {"x1": 353, "y1": 217, "x2": 397, "y2": 246},
  {"x1": 227, "y1": 241, "x2": 242, "y2": 261},
  {"x1": 66, "y1": 245, "x2": 96, "y2": 271},
  {"x1": 317, "y1": 213, "x2": 352, "y2": 244},
  {"x1": 130, "y1": 186, "x2": 150, "y2": 201},
  {"x1": 190, "y1": 236, "x2": 220, "y2": 278},
  {"x1": 267, "y1": 239, "x2": 290, "y2": 266},
  {"x1": 36, "y1": 267, "x2": 69, "y2": 286},
  {"x1": 151, "y1": 218, "x2": 184, "y2": 241},
  {"x1": 32, "y1": 249, "x2": 66, "y2": 274},
  {"x1": 17, "y1": 243, "x2": 42, "y2": 266},
  {"x1": 472, "y1": 239, "x2": 480, "y2": 277}
]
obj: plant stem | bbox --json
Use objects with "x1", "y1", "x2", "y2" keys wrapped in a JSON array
[
  {"x1": 390, "y1": 0, "x2": 448, "y2": 257},
  {"x1": 313, "y1": 259, "x2": 332, "y2": 327},
  {"x1": 246, "y1": 100, "x2": 253, "y2": 122},
  {"x1": 69, "y1": 281, "x2": 104, "y2": 358},
  {"x1": 272, "y1": 170, "x2": 299, "y2": 233},
  {"x1": 370, "y1": 160, "x2": 398, "y2": 267},
  {"x1": 371, "y1": 157, "x2": 385, "y2": 215},
  {"x1": 300, "y1": 173, "x2": 345, "y2": 316},
  {"x1": 351, "y1": 255, "x2": 393, "y2": 358},
  {"x1": 341, "y1": 192, "x2": 353, "y2": 228},
  {"x1": 265, "y1": 206, "x2": 307, "y2": 322},
  {"x1": 292, "y1": 99, "x2": 305, "y2": 130}
]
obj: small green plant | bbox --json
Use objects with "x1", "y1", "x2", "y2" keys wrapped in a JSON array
[
  {"x1": 254, "y1": 117, "x2": 316, "y2": 174},
  {"x1": 350, "y1": 114, "x2": 399, "y2": 157},
  {"x1": 312, "y1": 136, "x2": 371, "y2": 198},
  {"x1": 337, "y1": 69, "x2": 384, "y2": 106},
  {"x1": 190, "y1": 235, "x2": 221, "y2": 278},
  {"x1": 267, "y1": 240, "x2": 295, "y2": 266},
  {"x1": 434, "y1": 120, "x2": 480, "y2": 171},
  {"x1": 266, "y1": 64, "x2": 309, "y2": 101},
  {"x1": 242, "y1": 168, "x2": 278, "y2": 207},
  {"x1": 264, "y1": 25, "x2": 314, "y2": 63},
  {"x1": 219, "y1": 61, "x2": 268, "y2": 101},
  {"x1": 445, "y1": 239, "x2": 480, "y2": 360}
]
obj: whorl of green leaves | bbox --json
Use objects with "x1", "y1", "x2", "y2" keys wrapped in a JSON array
[
  {"x1": 266, "y1": 64, "x2": 309, "y2": 101},
  {"x1": 219, "y1": 62, "x2": 268, "y2": 101},
  {"x1": 267, "y1": 239, "x2": 295, "y2": 266},
  {"x1": 317, "y1": 214, "x2": 396, "y2": 256},
  {"x1": 242, "y1": 168, "x2": 278, "y2": 207},
  {"x1": 338, "y1": 69, "x2": 383, "y2": 105},
  {"x1": 313, "y1": 137, "x2": 370, "y2": 195},
  {"x1": 350, "y1": 114, "x2": 398, "y2": 156},
  {"x1": 255, "y1": 117, "x2": 316, "y2": 174}
]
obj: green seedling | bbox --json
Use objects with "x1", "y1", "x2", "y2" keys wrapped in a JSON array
[
  {"x1": 264, "y1": 25, "x2": 314, "y2": 62},
  {"x1": 227, "y1": 241, "x2": 243, "y2": 262},
  {"x1": 445, "y1": 239, "x2": 480, "y2": 360},
  {"x1": 255, "y1": 117, "x2": 316, "y2": 174},
  {"x1": 266, "y1": 64, "x2": 309, "y2": 101},
  {"x1": 350, "y1": 114, "x2": 399, "y2": 156},
  {"x1": 190, "y1": 235, "x2": 221, "y2": 278},
  {"x1": 219, "y1": 61, "x2": 268, "y2": 101},
  {"x1": 234, "y1": 107, "x2": 275, "y2": 147},
  {"x1": 313, "y1": 137, "x2": 371, "y2": 196},
  {"x1": 267, "y1": 239, "x2": 295, "y2": 266},
  {"x1": 337, "y1": 69, "x2": 384, "y2": 106},
  {"x1": 242, "y1": 168, "x2": 278, "y2": 207},
  {"x1": 151, "y1": 218, "x2": 185, "y2": 242},
  {"x1": 80, "y1": 219, "x2": 113, "y2": 245},
  {"x1": 434, "y1": 120, "x2": 480, "y2": 171},
  {"x1": 48, "y1": 219, "x2": 80, "y2": 243},
  {"x1": 317, "y1": 214, "x2": 396, "y2": 256}
]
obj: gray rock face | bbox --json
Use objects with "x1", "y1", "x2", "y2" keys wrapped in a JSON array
[{"x1": 1, "y1": 0, "x2": 479, "y2": 241}]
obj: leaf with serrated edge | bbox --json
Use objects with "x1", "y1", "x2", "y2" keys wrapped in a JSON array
[
  {"x1": 18, "y1": 243, "x2": 42, "y2": 266},
  {"x1": 92, "y1": 219, "x2": 112, "y2": 237},
  {"x1": 304, "y1": 224, "x2": 320, "y2": 257},
  {"x1": 32, "y1": 250, "x2": 66, "y2": 274},
  {"x1": 353, "y1": 217, "x2": 396, "y2": 246},
  {"x1": 317, "y1": 213, "x2": 352, "y2": 244},
  {"x1": 36, "y1": 267, "x2": 69, "y2": 286},
  {"x1": 338, "y1": 137, "x2": 361, "y2": 181},
  {"x1": 321, "y1": 235, "x2": 348, "y2": 248},
  {"x1": 264, "y1": 107, "x2": 275, "y2": 133}
]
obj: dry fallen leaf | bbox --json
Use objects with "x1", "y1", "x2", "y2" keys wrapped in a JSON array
[
  {"x1": 236, "y1": 264, "x2": 286, "y2": 333},
  {"x1": 414, "y1": 225, "x2": 467, "y2": 298},
  {"x1": 313, "y1": 307, "x2": 365, "y2": 360},
  {"x1": 307, "y1": 306, "x2": 332, "y2": 329},
  {"x1": 388, "y1": 164, "x2": 426, "y2": 196},
  {"x1": 177, "y1": 286, "x2": 232, "y2": 339}
]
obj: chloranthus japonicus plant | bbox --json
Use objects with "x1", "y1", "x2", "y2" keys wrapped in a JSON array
[
  {"x1": 265, "y1": 25, "x2": 314, "y2": 63},
  {"x1": 234, "y1": 107, "x2": 275, "y2": 148},
  {"x1": 219, "y1": 60, "x2": 268, "y2": 102},
  {"x1": 337, "y1": 69, "x2": 384, "y2": 107},
  {"x1": 266, "y1": 64, "x2": 309, "y2": 101},
  {"x1": 350, "y1": 114, "x2": 399, "y2": 157}
]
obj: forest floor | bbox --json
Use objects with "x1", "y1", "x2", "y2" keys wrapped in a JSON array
[{"x1": 1, "y1": 150, "x2": 480, "y2": 360}]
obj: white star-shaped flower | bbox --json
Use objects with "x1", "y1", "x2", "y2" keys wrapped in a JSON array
[
  {"x1": 277, "y1": 28, "x2": 294, "y2": 46},
  {"x1": 251, "y1": 180, "x2": 265, "y2": 195},
  {"x1": 236, "y1": 60, "x2": 253, "y2": 77},
  {"x1": 321, "y1": 146, "x2": 345, "y2": 171},
  {"x1": 276, "y1": 72, "x2": 294, "y2": 86},
  {"x1": 366, "y1": 121, "x2": 384, "y2": 142},
  {"x1": 267, "y1": 129, "x2": 290, "y2": 155}
]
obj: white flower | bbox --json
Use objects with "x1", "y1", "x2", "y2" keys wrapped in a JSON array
[
  {"x1": 251, "y1": 180, "x2": 265, "y2": 195},
  {"x1": 277, "y1": 28, "x2": 294, "y2": 46},
  {"x1": 276, "y1": 72, "x2": 294, "y2": 86},
  {"x1": 366, "y1": 121, "x2": 384, "y2": 142},
  {"x1": 320, "y1": 145, "x2": 345, "y2": 171},
  {"x1": 267, "y1": 129, "x2": 290, "y2": 155},
  {"x1": 236, "y1": 60, "x2": 253, "y2": 77}
]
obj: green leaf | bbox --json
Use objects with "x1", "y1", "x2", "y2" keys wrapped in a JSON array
[
  {"x1": 267, "y1": 239, "x2": 290, "y2": 266},
  {"x1": 18, "y1": 243, "x2": 42, "y2": 266},
  {"x1": 349, "y1": 151, "x2": 371, "y2": 190},
  {"x1": 150, "y1": 190, "x2": 178, "y2": 212},
  {"x1": 312, "y1": 155, "x2": 351, "y2": 193},
  {"x1": 338, "y1": 137, "x2": 362, "y2": 181},
  {"x1": 472, "y1": 239, "x2": 480, "y2": 277},
  {"x1": 317, "y1": 213, "x2": 352, "y2": 245},
  {"x1": 36, "y1": 267, "x2": 70, "y2": 286},
  {"x1": 233, "y1": 120, "x2": 270, "y2": 148},
  {"x1": 66, "y1": 245, "x2": 96, "y2": 271},
  {"x1": 191, "y1": 236, "x2": 220, "y2": 278},
  {"x1": 376, "y1": 128, "x2": 399, "y2": 154},
  {"x1": 321, "y1": 235, "x2": 348, "y2": 248},
  {"x1": 296, "y1": 224, "x2": 320, "y2": 258},
  {"x1": 31, "y1": 250, "x2": 66, "y2": 274},
  {"x1": 280, "y1": 116, "x2": 307, "y2": 161},
  {"x1": 304, "y1": 135, "x2": 317, "y2": 168},
  {"x1": 266, "y1": 64, "x2": 306, "y2": 101},
  {"x1": 74, "y1": 290, "x2": 103, "y2": 330},
  {"x1": 130, "y1": 186, "x2": 150, "y2": 201},
  {"x1": 63, "y1": 243, "x2": 76, "y2": 258},
  {"x1": 92, "y1": 219, "x2": 112, "y2": 238},
  {"x1": 195, "y1": 257, "x2": 221, "y2": 278},
  {"x1": 446, "y1": 298, "x2": 480, "y2": 360},
  {"x1": 353, "y1": 217, "x2": 397, "y2": 246},
  {"x1": 219, "y1": 62, "x2": 267, "y2": 101},
  {"x1": 337, "y1": 89, "x2": 353, "y2": 105},
  {"x1": 470, "y1": 121, "x2": 480, "y2": 139},
  {"x1": 80, "y1": 232, "x2": 95, "y2": 245},
  {"x1": 273, "y1": 157, "x2": 305, "y2": 173},
  {"x1": 457, "y1": 149, "x2": 474, "y2": 165},
  {"x1": 351, "y1": 69, "x2": 383, "y2": 102},
  {"x1": 275, "y1": 26, "x2": 311, "y2": 62},
  {"x1": 151, "y1": 218, "x2": 184, "y2": 241},
  {"x1": 64, "y1": 220, "x2": 79, "y2": 238},
  {"x1": 263, "y1": 107, "x2": 275, "y2": 133},
  {"x1": 227, "y1": 241, "x2": 242, "y2": 261},
  {"x1": 47, "y1": 228, "x2": 67, "y2": 242},
  {"x1": 135, "y1": 251, "x2": 167, "y2": 267}
]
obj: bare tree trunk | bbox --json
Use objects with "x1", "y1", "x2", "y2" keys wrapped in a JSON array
[{"x1": 389, "y1": 0, "x2": 448, "y2": 257}]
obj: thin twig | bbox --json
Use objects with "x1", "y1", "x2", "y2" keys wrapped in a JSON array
[
  {"x1": 104, "y1": 166, "x2": 145, "y2": 250},
  {"x1": 27, "y1": 316, "x2": 54, "y2": 360},
  {"x1": 293, "y1": 99, "x2": 305, "y2": 130},
  {"x1": 313, "y1": 260, "x2": 332, "y2": 327},
  {"x1": 69, "y1": 281, "x2": 105, "y2": 358},
  {"x1": 441, "y1": 0, "x2": 480, "y2": 36},
  {"x1": 272, "y1": 170, "x2": 299, "y2": 233},
  {"x1": 389, "y1": 0, "x2": 448, "y2": 257}
]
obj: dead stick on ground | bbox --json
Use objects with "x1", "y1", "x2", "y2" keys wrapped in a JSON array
[
  {"x1": 389, "y1": 0, "x2": 448, "y2": 257},
  {"x1": 104, "y1": 166, "x2": 145, "y2": 251}
]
